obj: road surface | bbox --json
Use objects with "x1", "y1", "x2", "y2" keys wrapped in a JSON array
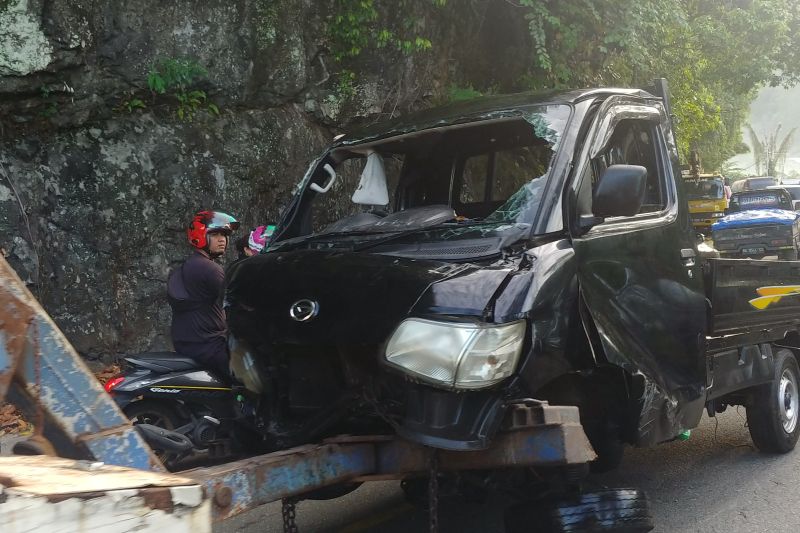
[{"x1": 217, "y1": 409, "x2": 800, "y2": 532}]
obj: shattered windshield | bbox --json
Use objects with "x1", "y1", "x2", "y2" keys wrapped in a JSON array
[{"x1": 280, "y1": 104, "x2": 570, "y2": 246}]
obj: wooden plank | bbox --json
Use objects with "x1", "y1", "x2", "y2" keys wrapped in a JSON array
[{"x1": 0, "y1": 455, "x2": 196, "y2": 497}]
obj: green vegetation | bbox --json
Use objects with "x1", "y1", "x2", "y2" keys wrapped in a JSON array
[
  {"x1": 329, "y1": 0, "x2": 800, "y2": 171},
  {"x1": 335, "y1": 69, "x2": 357, "y2": 100},
  {"x1": 447, "y1": 85, "x2": 484, "y2": 103},
  {"x1": 146, "y1": 58, "x2": 219, "y2": 121},
  {"x1": 328, "y1": 0, "x2": 442, "y2": 61},
  {"x1": 500, "y1": 0, "x2": 800, "y2": 170},
  {"x1": 118, "y1": 93, "x2": 146, "y2": 114},
  {"x1": 38, "y1": 85, "x2": 57, "y2": 118}
]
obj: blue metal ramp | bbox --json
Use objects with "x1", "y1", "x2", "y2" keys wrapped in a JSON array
[{"x1": 0, "y1": 255, "x2": 163, "y2": 471}]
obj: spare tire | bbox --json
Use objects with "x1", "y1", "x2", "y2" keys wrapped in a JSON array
[{"x1": 504, "y1": 488, "x2": 654, "y2": 533}]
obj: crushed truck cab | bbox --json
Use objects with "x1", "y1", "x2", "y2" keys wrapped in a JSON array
[{"x1": 225, "y1": 80, "x2": 800, "y2": 478}]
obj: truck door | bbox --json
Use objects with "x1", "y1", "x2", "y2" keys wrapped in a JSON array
[{"x1": 569, "y1": 98, "x2": 708, "y2": 445}]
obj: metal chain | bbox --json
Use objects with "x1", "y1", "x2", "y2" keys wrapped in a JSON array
[
  {"x1": 428, "y1": 451, "x2": 439, "y2": 533},
  {"x1": 281, "y1": 497, "x2": 299, "y2": 533}
]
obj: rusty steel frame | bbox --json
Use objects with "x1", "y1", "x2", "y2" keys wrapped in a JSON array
[
  {"x1": 0, "y1": 256, "x2": 163, "y2": 471},
  {"x1": 184, "y1": 403, "x2": 596, "y2": 522}
]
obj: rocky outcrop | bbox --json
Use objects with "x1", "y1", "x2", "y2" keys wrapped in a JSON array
[{"x1": 0, "y1": 0, "x2": 527, "y2": 360}]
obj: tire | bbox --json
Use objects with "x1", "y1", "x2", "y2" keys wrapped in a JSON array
[
  {"x1": 746, "y1": 348, "x2": 800, "y2": 453},
  {"x1": 11, "y1": 435, "x2": 57, "y2": 456},
  {"x1": 124, "y1": 400, "x2": 186, "y2": 468},
  {"x1": 779, "y1": 249, "x2": 799, "y2": 261},
  {"x1": 124, "y1": 400, "x2": 183, "y2": 429},
  {"x1": 504, "y1": 488, "x2": 654, "y2": 533}
]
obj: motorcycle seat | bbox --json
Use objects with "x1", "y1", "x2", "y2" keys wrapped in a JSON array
[{"x1": 125, "y1": 352, "x2": 201, "y2": 373}]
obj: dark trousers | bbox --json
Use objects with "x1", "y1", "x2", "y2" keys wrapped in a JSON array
[{"x1": 173, "y1": 337, "x2": 229, "y2": 379}]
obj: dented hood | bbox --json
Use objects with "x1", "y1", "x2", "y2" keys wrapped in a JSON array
[{"x1": 225, "y1": 250, "x2": 514, "y2": 345}]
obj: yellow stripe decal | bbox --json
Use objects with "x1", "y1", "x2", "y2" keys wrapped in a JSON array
[
  {"x1": 750, "y1": 285, "x2": 800, "y2": 309},
  {"x1": 756, "y1": 285, "x2": 800, "y2": 296}
]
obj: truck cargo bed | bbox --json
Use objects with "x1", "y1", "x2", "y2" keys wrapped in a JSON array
[{"x1": 708, "y1": 258, "x2": 800, "y2": 335}]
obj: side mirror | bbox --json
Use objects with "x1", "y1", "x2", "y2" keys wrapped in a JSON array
[{"x1": 592, "y1": 165, "x2": 648, "y2": 218}]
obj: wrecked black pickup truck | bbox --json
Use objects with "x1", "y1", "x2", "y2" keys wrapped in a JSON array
[{"x1": 224, "y1": 80, "x2": 800, "y2": 529}]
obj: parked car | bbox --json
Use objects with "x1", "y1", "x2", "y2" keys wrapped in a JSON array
[
  {"x1": 713, "y1": 188, "x2": 800, "y2": 259},
  {"x1": 767, "y1": 184, "x2": 800, "y2": 210},
  {"x1": 730, "y1": 176, "x2": 778, "y2": 192}
]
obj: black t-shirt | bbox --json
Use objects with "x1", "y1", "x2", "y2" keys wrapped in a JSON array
[{"x1": 168, "y1": 251, "x2": 226, "y2": 346}]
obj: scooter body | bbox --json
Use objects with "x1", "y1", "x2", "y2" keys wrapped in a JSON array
[
  {"x1": 106, "y1": 351, "x2": 249, "y2": 468},
  {"x1": 109, "y1": 351, "x2": 233, "y2": 410}
]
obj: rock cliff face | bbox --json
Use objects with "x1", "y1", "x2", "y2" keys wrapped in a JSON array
[{"x1": 0, "y1": 0, "x2": 527, "y2": 360}]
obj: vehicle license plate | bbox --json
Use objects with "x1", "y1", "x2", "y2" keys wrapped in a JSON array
[{"x1": 742, "y1": 247, "x2": 765, "y2": 255}]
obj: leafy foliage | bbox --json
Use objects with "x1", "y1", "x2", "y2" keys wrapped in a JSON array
[
  {"x1": 325, "y1": 1, "x2": 800, "y2": 170},
  {"x1": 38, "y1": 85, "x2": 58, "y2": 118},
  {"x1": 147, "y1": 58, "x2": 219, "y2": 121},
  {"x1": 147, "y1": 58, "x2": 207, "y2": 95},
  {"x1": 448, "y1": 85, "x2": 484, "y2": 103},
  {"x1": 120, "y1": 97, "x2": 146, "y2": 114},
  {"x1": 494, "y1": 0, "x2": 797, "y2": 166},
  {"x1": 328, "y1": 1, "x2": 442, "y2": 62},
  {"x1": 335, "y1": 69, "x2": 357, "y2": 99}
]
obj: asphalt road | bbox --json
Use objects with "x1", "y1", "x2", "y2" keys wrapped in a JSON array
[{"x1": 217, "y1": 409, "x2": 800, "y2": 533}]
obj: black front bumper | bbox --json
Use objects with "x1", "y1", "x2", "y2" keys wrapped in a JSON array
[{"x1": 399, "y1": 386, "x2": 507, "y2": 451}]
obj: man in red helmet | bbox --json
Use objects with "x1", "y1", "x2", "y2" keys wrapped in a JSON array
[{"x1": 167, "y1": 210, "x2": 239, "y2": 377}]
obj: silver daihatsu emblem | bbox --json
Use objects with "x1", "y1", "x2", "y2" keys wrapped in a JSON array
[{"x1": 290, "y1": 299, "x2": 319, "y2": 322}]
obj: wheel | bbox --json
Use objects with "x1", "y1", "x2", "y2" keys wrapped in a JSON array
[
  {"x1": 504, "y1": 488, "x2": 654, "y2": 533},
  {"x1": 11, "y1": 435, "x2": 57, "y2": 456},
  {"x1": 124, "y1": 400, "x2": 186, "y2": 468},
  {"x1": 747, "y1": 349, "x2": 800, "y2": 453},
  {"x1": 124, "y1": 400, "x2": 183, "y2": 429},
  {"x1": 779, "y1": 249, "x2": 798, "y2": 260}
]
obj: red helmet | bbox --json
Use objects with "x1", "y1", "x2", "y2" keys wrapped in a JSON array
[{"x1": 187, "y1": 210, "x2": 240, "y2": 250}]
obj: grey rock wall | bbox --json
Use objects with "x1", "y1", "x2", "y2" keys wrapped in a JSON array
[{"x1": 0, "y1": 0, "x2": 526, "y2": 361}]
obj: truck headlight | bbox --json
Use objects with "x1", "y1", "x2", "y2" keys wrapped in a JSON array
[
  {"x1": 384, "y1": 318, "x2": 525, "y2": 389},
  {"x1": 229, "y1": 336, "x2": 265, "y2": 394}
]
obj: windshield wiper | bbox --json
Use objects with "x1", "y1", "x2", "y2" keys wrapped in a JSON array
[{"x1": 269, "y1": 228, "x2": 405, "y2": 251}]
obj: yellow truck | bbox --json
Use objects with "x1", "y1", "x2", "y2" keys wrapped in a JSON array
[{"x1": 684, "y1": 174, "x2": 728, "y2": 230}]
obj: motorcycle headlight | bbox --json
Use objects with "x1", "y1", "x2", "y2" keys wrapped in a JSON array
[{"x1": 384, "y1": 318, "x2": 526, "y2": 390}]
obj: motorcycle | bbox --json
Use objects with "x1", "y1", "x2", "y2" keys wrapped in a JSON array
[{"x1": 105, "y1": 351, "x2": 260, "y2": 469}]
